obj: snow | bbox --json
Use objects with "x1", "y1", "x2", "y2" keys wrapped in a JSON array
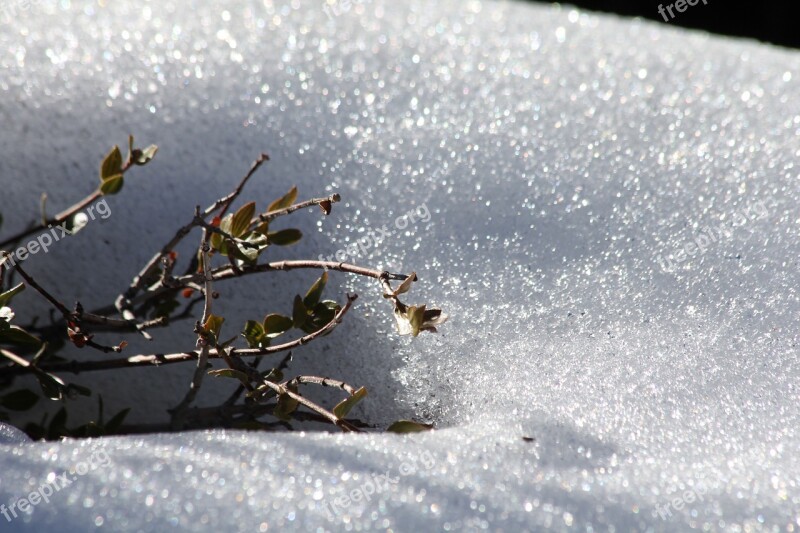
[{"x1": 1, "y1": 0, "x2": 799, "y2": 530}]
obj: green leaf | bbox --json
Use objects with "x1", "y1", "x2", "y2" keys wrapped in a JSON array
[
  {"x1": 268, "y1": 229, "x2": 302, "y2": 246},
  {"x1": 226, "y1": 241, "x2": 258, "y2": 264},
  {"x1": 35, "y1": 373, "x2": 67, "y2": 400},
  {"x1": 333, "y1": 387, "x2": 367, "y2": 419},
  {"x1": 408, "y1": 305, "x2": 426, "y2": 337},
  {"x1": 211, "y1": 214, "x2": 235, "y2": 253},
  {"x1": 101, "y1": 145, "x2": 123, "y2": 181},
  {"x1": 242, "y1": 320, "x2": 265, "y2": 348},
  {"x1": 133, "y1": 144, "x2": 158, "y2": 166},
  {"x1": 253, "y1": 220, "x2": 269, "y2": 236},
  {"x1": 0, "y1": 283, "x2": 25, "y2": 308},
  {"x1": 387, "y1": 420, "x2": 434, "y2": 434},
  {"x1": 303, "y1": 271, "x2": 328, "y2": 308},
  {"x1": 312, "y1": 300, "x2": 339, "y2": 324},
  {"x1": 104, "y1": 408, "x2": 130, "y2": 433},
  {"x1": 262, "y1": 367, "x2": 284, "y2": 384},
  {"x1": 263, "y1": 314, "x2": 293, "y2": 339},
  {"x1": 267, "y1": 186, "x2": 298, "y2": 213},
  {"x1": 99, "y1": 174, "x2": 124, "y2": 195},
  {"x1": 203, "y1": 314, "x2": 225, "y2": 342},
  {"x1": 273, "y1": 385, "x2": 299, "y2": 422},
  {"x1": 219, "y1": 213, "x2": 234, "y2": 236},
  {"x1": 1, "y1": 389, "x2": 39, "y2": 411},
  {"x1": 231, "y1": 202, "x2": 256, "y2": 238},
  {"x1": 208, "y1": 368, "x2": 251, "y2": 381},
  {"x1": 0, "y1": 325, "x2": 42, "y2": 346},
  {"x1": 292, "y1": 295, "x2": 307, "y2": 328}
]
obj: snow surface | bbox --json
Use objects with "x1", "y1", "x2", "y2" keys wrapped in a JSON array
[{"x1": 1, "y1": 0, "x2": 800, "y2": 530}]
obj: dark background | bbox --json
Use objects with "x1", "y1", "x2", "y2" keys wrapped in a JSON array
[{"x1": 530, "y1": 1, "x2": 800, "y2": 49}]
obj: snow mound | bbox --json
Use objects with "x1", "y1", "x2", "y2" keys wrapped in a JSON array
[{"x1": 1, "y1": 0, "x2": 799, "y2": 530}]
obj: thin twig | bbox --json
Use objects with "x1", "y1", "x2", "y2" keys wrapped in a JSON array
[
  {"x1": 114, "y1": 154, "x2": 269, "y2": 323},
  {"x1": 0, "y1": 294, "x2": 357, "y2": 376},
  {"x1": 177, "y1": 260, "x2": 409, "y2": 287},
  {"x1": 256, "y1": 193, "x2": 341, "y2": 223},
  {"x1": 0, "y1": 190, "x2": 102, "y2": 249},
  {"x1": 1, "y1": 253, "x2": 71, "y2": 317},
  {"x1": 257, "y1": 378, "x2": 360, "y2": 433},
  {"x1": 288, "y1": 375, "x2": 357, "y2": 394},
  {"x1": 215, "y1": 153, "x2": 270, "y2": 219},
  {"x1": 170, "y1": 227, "x2": 215, "y2": 429}
]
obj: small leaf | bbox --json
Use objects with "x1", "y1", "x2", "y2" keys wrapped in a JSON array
[
  {"x1": 104, "y1": 408, "x2": 130, "y2": 433},
  {"x1": 312, "y1": 300, "x2": 339, "y2": 324},
  {"x1": 242, "y1": 320, "x2": 265, "y2": 348},
  {"x1": 231, "y1": 202, "x2": 256, "y2": 238},
  {"x1": 0, "y1": 325, "x2": 42, "y2": 346},
  {"x1": 267, "y1": 186, "x2": 298, "y2": 213},
  {"x1": 420, "y1": 308, "x2": 448, "y2": 333},
  {"x1": 385, "y1": 272, "x2": 416, "y2": 298},
  {"x1": 393, "y1": 301, "x2": 413, "y2": 336},
  {"x1": 333, "y1": 387, "x2": 367, "y2": 419},
  {"x1": 273, "y1": 384, "x2": 299, "y2": 421},
  {"x1": 100, "y1": 145, "x2": 123, "y2": 181},
  {"x1": 203, "y1": 314, "x2": 225, "y2": 342},
  {"x1": 1, "y1": 389, "x2": 39, "y2": 411},
  {"x1": 99, "y1": 174, "x2": 124, "y2": 195},
  {"x1": 263, "y1": 314, "x2": 293, "y2": 338},
  {"x1": 387, "y1": 420, "x2": 434, "y2": 434},
  {"x1": 408, "y1": 305, "x2": 426, "y2": 337},
  {"x1": 133, "y1": 144, "x2": 158, "y2": 166},
  {"x1": 292, "y1": 295, "x2": 308, "y2": 328},
  {"x1": 211, "y1": 214, "x2": 235, "y2": 253},
  {"x1": 253, "y1": 220, "x2": 270, "y2": 236},
  {"x1": 35, "y1": 373, "x2": 67, "y2": 400},
  {"x1": 268, "y1": 229, "x2": 302, "y2": 246},
  {"x1": 219, "y1": 213, "x2": 234, "y2": 235},
  {"x1": 0, "y1": 283, "x2": 25, "y2": 308},
  {"x1": 227, "y1": 241, "x2": 259, "y2": 264},
  {"x1": 303, "y1": 272, "x2": 328, "y2": 308},
  {"x1": 319, "y1": 200, "x2": 332, "y2": 215},
  {"x1": 208, "y1": 368, "x2": 251, "y2": 381}
]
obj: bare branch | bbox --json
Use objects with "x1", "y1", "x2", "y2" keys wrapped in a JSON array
[
  {"x1": 288, "y1": 375, "x2": 357, "y2": 395},
  {"x1": 256, "y1": 193, "x2": 341, "y2": 223},
  {"x1": 256, "y1": 378, "x2": 360, "y2": 433},
  {"x1": 0, "y1": 294, "x2": 357, "y2": 377},
  {"x1": 170, "y1": 228, "x2": 215, "y2": 428}
]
